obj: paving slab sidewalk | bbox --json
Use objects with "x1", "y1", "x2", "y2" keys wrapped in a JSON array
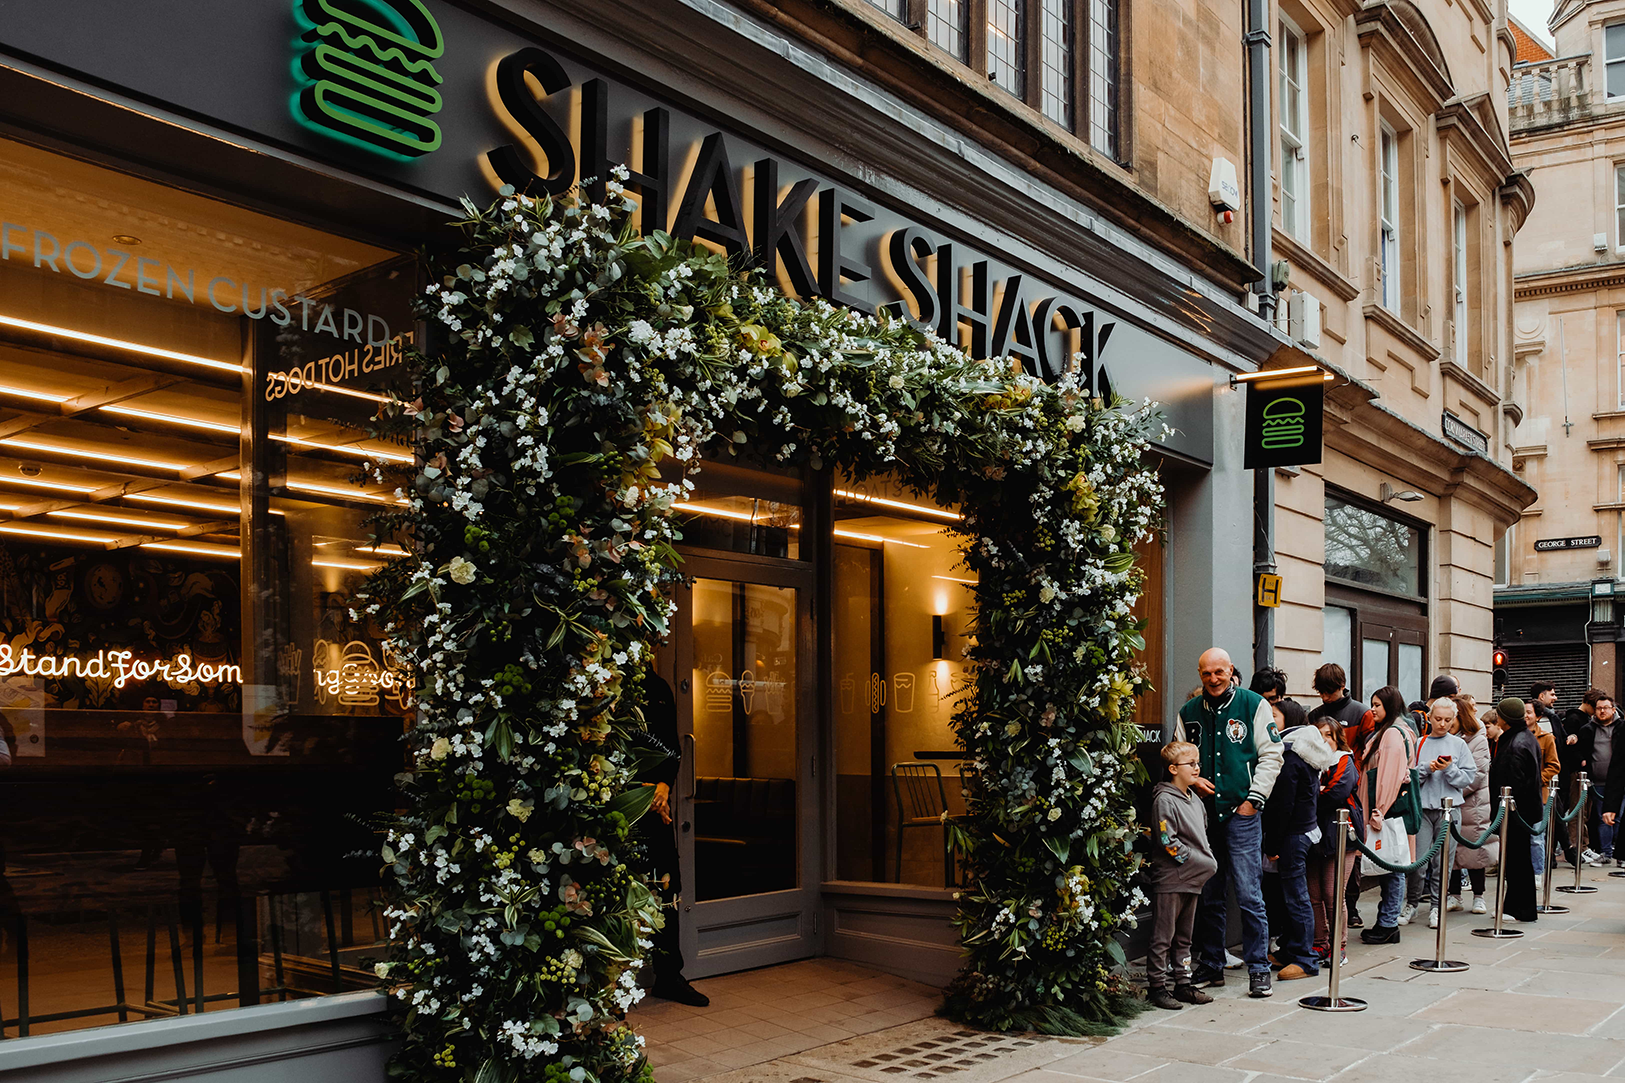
[{"x1": 634, "y1": 864, "x2": 1625, "y2": 1082}]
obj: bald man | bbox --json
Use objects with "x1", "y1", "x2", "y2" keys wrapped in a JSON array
[{"x1": 1171, "y1": 647, "x2": 1284, "y2": 998}]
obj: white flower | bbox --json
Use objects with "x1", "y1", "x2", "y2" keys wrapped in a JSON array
[
  {"x1": 374, "y1": 961, "x2": 391, "y2": 978},
  {"x1": 448, "y1": 556, "x2": 477, "y2": 584},
  {"x1": 507, "y1": 798, "x2": 534, "y2": 822},
  {"x1": 430, "y1": 737, "x2": 451, "y2": 760},
  {"x1": 1047, "y1": 807, "x2": 1063, "y2": 821},
  {"x1": 888, "y1": 374, "x2": 905, "y2": 389}
]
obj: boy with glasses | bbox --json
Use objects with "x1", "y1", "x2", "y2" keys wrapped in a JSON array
[{"x1": 1145, "y1": 741, "x2": 1219, "y2": 1010}]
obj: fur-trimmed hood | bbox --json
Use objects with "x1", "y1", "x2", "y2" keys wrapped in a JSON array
[{"x1": 1282, "y1": 724, "x2": 1338, "y2": 772}]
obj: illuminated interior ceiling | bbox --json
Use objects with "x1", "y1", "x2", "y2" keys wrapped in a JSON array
[{"x1": 0, "y1": 135, "x2": 408, "y2": 563}]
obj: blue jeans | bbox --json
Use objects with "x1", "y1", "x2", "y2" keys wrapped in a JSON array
[
  {"x1": 1275, "y1": 832, "x2": 1318, "y2": 974},
  {"x1": 1195, "y1": 809, "x2": 1270, "y2": 976},
  {"x1": 1376, "y1": 865, "x2": 1406, "y2": 927}
]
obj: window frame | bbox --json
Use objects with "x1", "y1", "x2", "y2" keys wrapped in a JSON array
[
  {"x1": 1452, "y1": 199, "x2": 1467, "y2": 367},
  {"x1": 1617, "y1": 310, "x2": 1625, "y2": 411},
  {"x1": 1607, "y1": 23, "x2": 1625, "y2": 102},
  {"x1": 881, "y1": 0, "x2": 1124, "y2": 162},
  {"x1": 1615, "y1": 162, "x2": 1625, "y2": 253},
  {"x1": 1379, "y1": 123, "x2": 1400, "y2": 313},
  {"x1": 1277, "y1": 14, "x2": 1309, "y2": 241}
]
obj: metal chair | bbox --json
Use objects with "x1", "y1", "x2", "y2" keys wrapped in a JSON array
[{"x1": 891, "y1": 762, "x2": 953, "y2": 886}]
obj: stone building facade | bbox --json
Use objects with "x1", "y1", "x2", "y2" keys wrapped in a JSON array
[
  {"x1": 1264, "y1": 0, "x2": 1535, "y2": 706},
  {"x1": 1504, "y1": 0, "x2": 1625, "y2": 702}
]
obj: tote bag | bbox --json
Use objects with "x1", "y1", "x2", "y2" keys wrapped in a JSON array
[{"x1": 1361, "y1": 815, "x2": 1410, "y2": 878}]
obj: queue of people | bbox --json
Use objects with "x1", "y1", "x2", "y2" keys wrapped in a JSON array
[{"x1": 1145, "y1": 649, "x2": 1622, "y2": 1005}]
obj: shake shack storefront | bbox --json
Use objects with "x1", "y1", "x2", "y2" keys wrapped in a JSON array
[{"x1": 0, "y1": 2, "x2": 1256, "y2": 1078}]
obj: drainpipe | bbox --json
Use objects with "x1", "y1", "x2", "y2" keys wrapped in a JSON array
[
  {"x1": 1245, "y1": 0, "x2": 1275, "y2": 676},
  {"x1": 1246, "y1": 0, "x2": 1275, "y2": 323}
]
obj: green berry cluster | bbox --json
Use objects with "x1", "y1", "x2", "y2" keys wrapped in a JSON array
[
  {"x1": 456, "y1": 776, "x2": 497, "y2": 812},
  {"x1": 545, "y1": 495, "x2": 578, "y2": 532},
  {"x1": 492, "y1": 832, "x2": 524, "y2": 870},
  {"x1": 535, "y1": 954, "x2": 580, "y2": 983},
  {"x1": 494, "y1": 662, "x2": 533, "y2": 698},
  {"x1": 537, "y1": 905, "x2": 575, "y2": 939},
  {"x1": 462, "y1": 523, "x2": 492, "y2": 554},
  {"x1": 431, "y1": 1043, "x2": 457, "y2": 1069}
]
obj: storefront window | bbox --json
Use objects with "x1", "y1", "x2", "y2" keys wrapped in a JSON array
[
  {"x1": 1324, "y1": 496, "x2": 1422, "y2": 596},
  {"x1": 830, "y1": 475, "x2": 971, "y2": 886},
  {"x1": 0, "y1": 136, "x2": 411, "y2": 1035}
]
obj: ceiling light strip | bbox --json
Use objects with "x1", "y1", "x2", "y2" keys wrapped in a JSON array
[
  {"x1": 834, "y1": 489, "x2": 961, "y2": 521},
  {"x1": 0, "y1": 437, "x2": 190, "y2": 472},
  {"x1": 140, "y1": 541, "x2": 242, "y2": 559},
  {"x1": 0, "y1": 314, "x2": 243, "y2": 374}
]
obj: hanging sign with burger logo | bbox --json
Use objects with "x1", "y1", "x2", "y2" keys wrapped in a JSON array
[{"x1": 1243, "y1": 374, "x2": 1323, "y2": 470}]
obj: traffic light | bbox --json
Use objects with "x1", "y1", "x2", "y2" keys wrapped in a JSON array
[{"x1": 1492, "y1": 648, "x2": 1508, "y2": 690}]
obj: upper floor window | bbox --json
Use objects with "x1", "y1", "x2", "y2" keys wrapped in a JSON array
[
  {"x1": 1278, "y1": 16, "x2": 1308, "y2": 240},
  {"x1": 1616, "y1": 310, "x2": 1625, "y2": 409},
  {"x1": 1379, "y1": 123, "x2": 1400, "y2": 311},
  {"x1": 1608, "y1": 23, "x2": 1625, "y2": 100},
  {"x1": 1615, "y1": 163, "x2": 1625, "y2": 251},
  {"x1": 897, "y1": 0, "x2": 1122, "y2": 159},
  {"x1": 1453, "y1": 201, "x2": 1467, "y2": 366}
]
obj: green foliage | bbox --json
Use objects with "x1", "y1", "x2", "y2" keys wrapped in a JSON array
[{"x1": 366, "y1": 174, "x2": 1166, "y2": 1081}]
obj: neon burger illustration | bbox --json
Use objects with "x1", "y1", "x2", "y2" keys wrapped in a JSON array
[
  {"x1": 294, "y1": 0, "x2": 445, "y2": 159},
  {"x1": 1259, "y1": 395, "x2": 1306, "y2": 450}
]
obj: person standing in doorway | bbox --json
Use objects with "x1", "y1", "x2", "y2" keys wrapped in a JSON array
[
  {"x1": 639, "y1": 673, "x2": 710, "y2": 1006},
  {"x1": 1173, "y1": 647, "x2": 1284, "y2": 999}
]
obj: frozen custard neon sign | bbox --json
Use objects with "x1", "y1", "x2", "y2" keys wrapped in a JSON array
[
  {"x1": 0, "y1": 644, "x2": 242, "y2": 688},
  {"x1": 292, "y1": 0, "x2": 446, "y2": 160}
]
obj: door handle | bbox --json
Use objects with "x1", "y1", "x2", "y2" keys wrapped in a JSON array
[{"x1": 683, "y1": 733, "x2": 696, "y2": 800}]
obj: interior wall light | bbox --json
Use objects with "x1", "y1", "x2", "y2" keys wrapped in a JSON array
[
  {"x1": 140, "y1": 541, "x2": 242, "y2": 559},
  {"x1": 834, "y1": 489, "x2": 961, "y2": 521},
  {"x1": 0, "y1": 523, "x2": 116, "y2": 543},
  {"x1": 123, "y1": 492, "x2": 291, "y2": 517},
  {"x1": 0, "y1": 314, "x2": 243, "y2": 375},
  {"x1": 0, "y1": 437, "x2": 190, "y2": 472},
  {"x1": 312, "y1": 558, "x2": 383, "y2": 571},
  {"x1": 48, "y1": 509, "x2": 189, "y2": 531},
  {"x1": 1379, "y1": 482, "x2": 1424, "y2": 504}
]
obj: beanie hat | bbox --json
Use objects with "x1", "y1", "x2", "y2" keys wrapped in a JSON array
[
  {"x1": 1497, "y1": 697, "x2": 1524, "y2": 725},
  {"x1": 1429, "y1": 675, "x2": 1459, "y2": 700}
]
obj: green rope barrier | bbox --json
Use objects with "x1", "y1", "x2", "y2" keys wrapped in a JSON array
[
  {"x1": 1347, "y1": 812, "x2": 1449, "y2": 874},
  {"x1": 1561, "y1": 793, "x2": 1587, "y2": 825},
  {"x1": 1449, "y1": 802, "x2": 1507, "y2": 850},
  {"x1": 1517, "y1": 796, "x2": 1551, "y2": 837}
]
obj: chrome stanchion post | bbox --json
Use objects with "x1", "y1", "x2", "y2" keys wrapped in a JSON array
[
  {"x1": 1539, "y1": 778, "x2": 1570, "y2": 914},
  {"x1": 1412, "y1": 798, "x2": 1468, "y2": 971},
  {"x1": 1562, "y1": 772, "x2": 1601, "y2": 893},
  {"x1": 1301, "y1": 809, "x2": 1367, "y2": 1011},
  {"x1": 1473, "y1": 787, "x2": 1524, "y2": 939}
]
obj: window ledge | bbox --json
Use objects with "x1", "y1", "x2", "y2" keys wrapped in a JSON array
[
  {"x1": 822, "y1": 880, "x2": 958, "y2": 901},
  {"x1": 1363, "y1": 303, "x2": 1441, "y2": 361},
  {"x1": 1440, "y1": 360, "x2": 1501, "y2": 407},
  {"x1": 1594, "y1": 410, "x2": 1625, "y2": 421},
  {"x1": 1273, "y1": 228, "x2": 1359, "y2": 302}
]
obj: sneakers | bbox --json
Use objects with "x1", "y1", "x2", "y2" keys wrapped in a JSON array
[
  {"x1": 1396, "y1": 903, "x2": 1418, "y2": 926},
  {"x1": 1249, "y1": 970, "x2": 1273, "y2": 998},
  {"x1": 1224, "y1": 950, "x2": 1245, "y2": 970},
  {"x1": 1447, "y1": 896, "x2": 1463, "y2": 912},
  {"x1": 1471, "y1": 895, "x2": 1487, "y2": 914},
  {"x1": 1427, "y1": 908, "x2": 1439, "y2": 929},
  {"x1": 1147, "y1": 988, "x2": 1183, "y2": 1011},
  {"x1": 1173, "y1": 984, "x2": 1213, "y2": 1005},
  {"x1": 1189, "y1": 965, "x2": 1225, "y2": 989},
  {"x1": 1360, "y1": 924, "x2": 1401, "y2": 944},
  {"x1": 1277, "y1": 963, "x2": 1314, "y2": 981},
  {"x1": 1346, "y1": 909, "x2": 1364, "y2": 929},
  {"x1": 1583, "y1": 849, "x2": 1608, "y2": 867}
]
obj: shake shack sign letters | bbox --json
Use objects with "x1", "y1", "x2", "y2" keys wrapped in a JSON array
[
  {"x1": 480, "y1": 46, "x2": 1118, "y2": 391},
  {"x1": 0, "y1": 0, "x2": 1217, "y2": 457}
]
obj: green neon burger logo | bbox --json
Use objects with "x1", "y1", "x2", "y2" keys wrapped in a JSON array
[
  {"x1": 293, "y1": 0, "x2": 445, "y2": 160},
  {"x1": 1259, "y1": 396, "x2": 1306, "y2": 449}
]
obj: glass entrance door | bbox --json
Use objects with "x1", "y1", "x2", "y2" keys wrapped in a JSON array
[{"x1": 670, "y1": 556, "x2": 817, "y2": 977}]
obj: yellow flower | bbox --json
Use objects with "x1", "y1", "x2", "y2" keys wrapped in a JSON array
[
  {"x1": 430, "y1": 737, "x2": 450, "y2": 760},
  {"x1": 507, "y1": 798, "x2": 534, "y2": 822}
]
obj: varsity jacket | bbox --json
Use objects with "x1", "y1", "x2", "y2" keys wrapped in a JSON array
[{"x1": 1173, "y1": 686, "x2": 1283, "y2": 823}]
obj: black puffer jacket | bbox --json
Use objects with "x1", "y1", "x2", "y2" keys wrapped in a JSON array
[{"x1": 1263, "y1": 726, "x2": 1338, "y2": 856}]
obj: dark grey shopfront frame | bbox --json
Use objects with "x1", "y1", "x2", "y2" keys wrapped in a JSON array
[{"x1": 0, "y1": 0, "x2": 1263, "y2": 1072}]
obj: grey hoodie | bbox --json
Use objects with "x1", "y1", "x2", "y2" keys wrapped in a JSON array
[{"x1": 1147, "y1": 781, "x2": 1219, "y2": 893}]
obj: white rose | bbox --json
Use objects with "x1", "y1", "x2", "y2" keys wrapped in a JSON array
[
  {"x1": 430, "y1": 737, "x2": 451, "y2": 760},
  {"x1": 374, "y1": 962, "x2": 391, "y2": 978},
  {"x1": 448, "y1": 556, "x2": 477, "y2": 584}
]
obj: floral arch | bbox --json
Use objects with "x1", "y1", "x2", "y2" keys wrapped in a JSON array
[{"x1": 366, "y1": 181, "x2": 1165, "y2": 1083}]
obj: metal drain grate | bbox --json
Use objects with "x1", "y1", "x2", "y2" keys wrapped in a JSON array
[{"x1": 845, "y1": 1030, "x2": 1039, "y2": 1079}]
